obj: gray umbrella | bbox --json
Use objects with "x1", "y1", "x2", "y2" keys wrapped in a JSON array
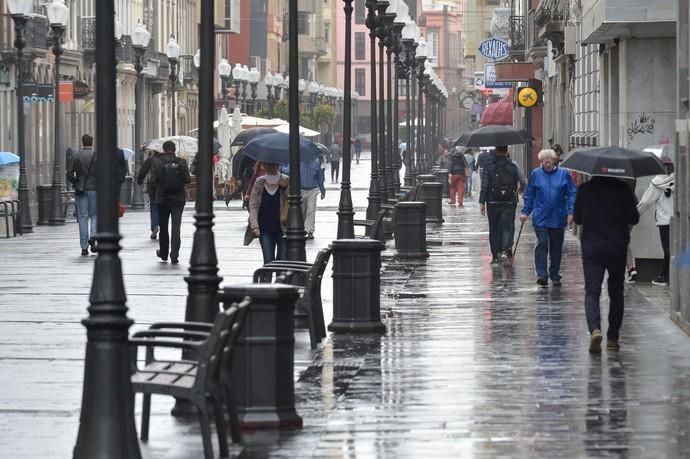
[{"x1": 560, "y1": 146, "x2": 666, "y2": 179}]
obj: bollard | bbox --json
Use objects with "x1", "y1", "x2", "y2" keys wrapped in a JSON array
[
  {"x1": 328, "y1": 239, "x2": 387, "y2": 333},
  {"x1": 434, "y1": 169, "x2": 449, "y2": 198},
  {"x1": 394, "y1": 201, "x2": 429, "y2": 258},
  {"x1": 36, "y1": 185, "x2": 53, "y2": 225},
  {"x1": 416, "y1": 174, "x2": 436, "y2": 184},
  {"x1": 219, "y1": 283, "x2": 303, "y2": 429},
  {"x1": 421, "y1": 182, "x2": 444, "y2": 223},
  {"x1": 119, "y1": 176, "x2": 133, "y2": 207}
]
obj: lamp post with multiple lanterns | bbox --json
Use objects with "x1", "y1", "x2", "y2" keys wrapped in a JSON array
[
  {"x1": 130, "y1": 21, "x2": 151, "y2": 210},
  {"x1": 165, "y1": 35, "x2": 180, "y2": 136}
]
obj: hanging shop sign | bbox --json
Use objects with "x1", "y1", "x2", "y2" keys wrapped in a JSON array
[{"x1": 478, "y1": 37, "x2": 510, "y2": 61}]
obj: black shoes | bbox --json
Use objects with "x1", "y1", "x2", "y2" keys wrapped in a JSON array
[
  {"x1": 156, "y1": 249, "x2": 168, "y2": 262},
  {"x1": 652, "y1": 276, "x2": 668, "y2": 286},
  {"x1": 306, "y1": 232, "x2": 314, "y2": 240},
  {"x1": 170, "y1": 257, "x2": 179, "y2": 265},
  {"x1": 81, "y1": 249, "x2": 88, "y2": 256},
  {"x1": 490, "y1": 257, "x2": 499, "y2": 265},
  {"x1": 536, "y1": 277, "x2": 549, "y2": 287},
  {"x1": 552, "y1": 280, "x2": 562, "y2": 287},
  {"x1": 150, "y1": 226, "x2": 159, "y2": 240},
  {"x1": 88, "y1": 238, "x2": 97, "y2": 253}
]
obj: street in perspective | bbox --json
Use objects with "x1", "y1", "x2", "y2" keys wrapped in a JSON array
[{"x1": 0, "y1": 0, "x2": 690, "y2": 458}]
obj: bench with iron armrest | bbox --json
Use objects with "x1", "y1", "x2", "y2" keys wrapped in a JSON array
[
  {"x1": 130, "y1": 299, "x2": 250, "y2": 458},
  {"x1": 353, "y1": 208, "x2": 386, "y2": 241},
  {"x1": 0, "y1": 200, "x2": 19, "y2": 238},
  {"x1": 252, "y1": 247, "x2": 331, "y2": 349}
]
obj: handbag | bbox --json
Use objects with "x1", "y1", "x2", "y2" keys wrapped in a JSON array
[
  {"x1": 243, "y1": 220, "x2": 256, "y2": 246},
  {"x1": 118, "y1": 203, "x2": 126, "y2": 218}
]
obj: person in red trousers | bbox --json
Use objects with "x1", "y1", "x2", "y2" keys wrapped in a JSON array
[{"x1": 448, "y1": 147, "x2": 468, "y2": 207}]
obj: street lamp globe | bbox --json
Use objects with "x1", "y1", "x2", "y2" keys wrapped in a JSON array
[
  {"x1": 218, "y1": 58, "x2": 232, "y2": 78},
  {"x1": 240, "y1": 64, "x2": 250, "y2": 81},
  {"x1": 273, "y1": 72, "x2": 283, "y2": 87},
  {"x1": 308, "y1": 80, "x2": 319, "y2": 94},
  {"x1": 232, "y1": 62, "x2": 243, "y2": 81},
  {"x1": 402, "y1": 20, "x2": 415, "y2": 40},
  {"x1": 386, "y1": 0, "x2": 398, "y2": 15},
  {"x1": 165, "y1": 35, "x2": 180, "y2": 60},
  {"x1": 46, "y1": 0, "x2": 69, "y2": 26},
  {"x1": 413, "y1": 24, "x2": 421, "y2": 42},
  {"x1": 132, "y1": 21, "x2": 151, "y2": 48},
  {"x1": 248, "y1": 67, "x2": 261, "y2": 84},
  {"x1": 193, "y1": 49, "x2": 200, "y2": 68},
  {"x1": 298, "y1": 79, "x2": 307, "y2": 92},
  {"x1": 264, "y1": 70, "x2": 274, "y2": 87},
  {"x1": 7, "y1": 0, "x2": 32, "y2": 16},
  {"x1": 395, "y1": 0, "x2": 408, "y2": 20},
  {"x1": 416, "y1": 37, "x2": 427, "y2": 58}
]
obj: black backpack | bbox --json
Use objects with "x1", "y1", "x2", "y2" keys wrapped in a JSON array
[
  {"x1": 160, "y1": 157, "x2": 186, "y2": 193},
  {"x1": 449, "y1": 154, "x2": 466, "y2": 175},
  {"x1": 490, "y1": 160, "x2": 517, "y2": 202}
]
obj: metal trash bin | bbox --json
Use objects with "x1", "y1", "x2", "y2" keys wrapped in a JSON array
[
  {"x1": 119, "y1": 176, "x2": 133, "y2": 207},
  {"x1": 434, "y1": 169, "x2": 449, "y2": 198},
  {"x1": 421, "y1": 182, "x2": 444, "y2": 223},
  {"x1": 36, "y1": 184, "x2": 53, "y2": 225}
]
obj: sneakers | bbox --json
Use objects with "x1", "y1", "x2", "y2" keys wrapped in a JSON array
[
  {"x1": 156, "y1": 249, "x2": 168, "y2": 262},
  {"x1": 81, "y1": 249, "x2": 89, "y2": 256},
  {"x1": 625, "y1": 266, "x2": 638, "y2": 283},
  {"x1": 552, "y1": 280, "x2": 562, "y2": 287},
  {"x1": 88, "y1": 238, "x2": 97, "y2": 253},
  {"x1": 150, "y1": 226, "x2": 159, "y2": 240},
  {"x1": 652, "y1": 276, "x2": 668, "y2": 286},
  {"x1": 606, "y1": 340, "x2": 620, "y2": 351},
  {"x1": 589, "y1": 329, "x2": 603, "y2": 354},
  {"x1": 536, "y1": 277, "x2": 548, "y2": 287}
]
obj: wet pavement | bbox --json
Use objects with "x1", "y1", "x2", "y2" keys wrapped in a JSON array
[{"x1": 1, "y1": 156, "x2": 690, "y2": 458}]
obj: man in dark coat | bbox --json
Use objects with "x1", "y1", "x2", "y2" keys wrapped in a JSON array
[
  {"x1": 574, "y1": 176, "x2": 639, "y2": 353},
  {"x1": 149, "y1": 141, "x2": 191, "y2": 264}
]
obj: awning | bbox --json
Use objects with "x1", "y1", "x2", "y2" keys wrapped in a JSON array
[
  {"x1": 569, "y1": 131, "x2": 598, "y2": 147},
  {"x1": 480, "y1": 98, "x2": 513, "y2": 127}
]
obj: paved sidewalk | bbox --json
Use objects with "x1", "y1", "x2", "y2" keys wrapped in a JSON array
[{"x1": 1, "y1": 160, "x2": 690, "y2": 458}]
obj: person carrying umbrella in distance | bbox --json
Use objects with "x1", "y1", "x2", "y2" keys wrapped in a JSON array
[
  {"x1": 564, "y1": 145, "x2": 664, "y2": 353},
  {"x1": 248, "y1": 162, "x2": 289, "y2": 264},
  {"x1": 520, "y1": 149, "x2": 577, "y2": 287}
]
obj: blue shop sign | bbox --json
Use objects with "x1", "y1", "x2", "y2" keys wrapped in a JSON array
[{"x1": 478, "y1": 37, "x2": 510, "y2": 61}]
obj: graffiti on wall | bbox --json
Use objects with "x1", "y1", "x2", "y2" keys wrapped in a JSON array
[{"x1": 627, "y1": 113, "x2": 655, "y2": 141}]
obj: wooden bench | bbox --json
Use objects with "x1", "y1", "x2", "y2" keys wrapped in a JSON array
[
  {"x1": 252, "y1": 247, "x2": 331, "y2": 349},
  {"x1": 130, "y1": 298, "x2": 251, "y2": 458},
  {"x1": 353, "y1": 208, "x2": 386, "y2": 241}
]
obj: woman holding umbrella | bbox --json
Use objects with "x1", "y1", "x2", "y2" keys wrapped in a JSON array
[{"x1": 248, "y1": 162, "x2": 289, "y2": 264}]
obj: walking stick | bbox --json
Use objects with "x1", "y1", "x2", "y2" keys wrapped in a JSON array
[{"x1": 503, "y1": 220, "x2": 526, "y2": 288}]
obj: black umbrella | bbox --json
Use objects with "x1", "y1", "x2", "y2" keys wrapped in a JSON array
[
  {"x1": 230, "y1": 127, "x2": 276, "y2": 147},
  {"x1": 454, "y1": 125, "x2": 530, "y2": 147},
  {"x1": 560, "y1": 146, "x2": 666, "y2": 179},
  {"x1": 242, "y1": 132, "x2": 321, "y2": 164},
  {"x1": 314, "y1": 143, "x2": 330, "y2": 158}
]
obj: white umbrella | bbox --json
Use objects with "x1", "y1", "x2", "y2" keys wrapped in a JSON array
[
  {"x1": 120, "y1": 148, "x2": 134, "y2": 161},
  {"x1": 240, "y1": 115, "x2": 286, "y2": 129},
  {"x1": 144, "y1": 135, "x2": 221, "y2": 159},
  {"x1": 274, "y1": 123, "x2": 320, "y2": 137}
]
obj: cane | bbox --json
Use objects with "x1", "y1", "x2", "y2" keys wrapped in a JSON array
[{"x1": 503, "y1": 219, "x2": 526, "y2": 288}]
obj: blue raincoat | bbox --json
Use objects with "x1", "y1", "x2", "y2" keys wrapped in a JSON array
[{"x1": 521, "y1": 166, "x2": 577, "y2": 228}]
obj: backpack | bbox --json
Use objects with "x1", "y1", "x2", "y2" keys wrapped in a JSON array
[
  {"x1": 160, "y1": 157, "x2": 186, "y2": 193},
  {"x1": 489, "y1": 160, "x2": 517, "y2": 202},
  {"x1": 449, "y1": 154, "x2": 466, "y2": 175}
]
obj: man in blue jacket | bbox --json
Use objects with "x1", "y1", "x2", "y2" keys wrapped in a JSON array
[{"x1": 520, "y1": 148, "x2": 577, "y2": 287}]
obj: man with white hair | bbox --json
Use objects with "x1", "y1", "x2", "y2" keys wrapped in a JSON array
[{"x1": 520, "y1": 148, "x2": 577, "y2": 287}]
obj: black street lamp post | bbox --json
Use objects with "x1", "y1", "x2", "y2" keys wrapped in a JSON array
[
  {"x1": 382, "y1": 5, "x2": 397, "y2": 201},
  {"x1": 131, "y1": 22, "x2": 151, "y2": 210},
  {"x1": 73, "y1": 2, "x2": 142, "y2": 456},
  {"x1": 48, "y1": 0, "x2": 69, "y2": 226},
  {"x1": 375, "y1": 1, "x2": 388, "y2": 204},
  {"x1": 166, "y1": 35, "x2": 180, "y2": 136},
  {"x1": 401, "y1": 21, "x2": 417, "y2": 187},
  {"x1": 248, "y1": 67, "x2": 260, "y2": 115},
  {"x1": 364, "y1": 0, "x2": 380, "y2": 220},
  {"x1": 391, "y1": 14, "x2": 405, "y2": 195},
  {"x1": 232, "y1": 63, "x2": 242, "y2": 110},
  {"x1": 8, "y1": 0, "x2": 33, "y2": 233},
  {"x1": 285, "y1": 0, "x2": 306, "y2": 262},
  {"x1": 416, "y1": 40, "x2": 427, "y2": 175},
  {"x1": 218, "y1": 58, "x2": 232, "y2": 109},
  {"x1": 337, "y1": 0, "x2": 355, "y2": 239},
  {"x1": 264, "y1": 70, "x2": 274, "y2": 116}
]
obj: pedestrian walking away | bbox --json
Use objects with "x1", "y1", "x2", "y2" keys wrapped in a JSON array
[
  {"x1": 448, "y1": 147, "x2": 467, "y2": 207},
  {"x1": 520, "y1": 149, "x2": 577, "y2": 287},
  {"x1": 574, "y1": 176, "x2": 639, "y2": 353},
  {"x1": 637, "y1": 160, "x2": 675, "y2": 286},
  {"x1": 300, "y1": 157, "x2": 326, "y2": 239},
  {"x1": 149, "y1": 140, "x2": 191, "y2": 264},
  {"x1": 479, "y1": 146, "x2": 521, "y2": 265},
  {"x1": 137, "y1": 149, "x2": 161, "y2": 239},
  {"x1": 354, "y1": 138, "x2": 362, "y2": 164},
  {"x1": 329, "y1": 142, "x2": 342, "y2": 183},
  {"x1": 464, "y1": 149, "x2": 475, "y2": 197},
  {"x1": 66, "y1": 134, "x2": 98, "y2": 256},
  {"x1": 248, "y1": 162, "x2": 289, "y2": 264}
]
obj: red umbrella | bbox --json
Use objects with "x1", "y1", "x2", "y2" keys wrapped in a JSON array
[{"x1": 480, "y1": 97, "x2": 513, "y2": 127}]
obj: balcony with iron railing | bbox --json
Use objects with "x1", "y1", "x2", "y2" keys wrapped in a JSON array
[
  {"x1": 534, "y1": 0, "x2": 566, "y2": 46},
  {"x1": 80, "y1": 16, "x2": 96, "y2": 51},
  {"x1": 527, "y1": 10, "x2": 548, "y2": 60},
  {"x1": 180, "y1": 55, "x2": 196, "y2": 84},
  {"x1": 1, "y1": 13, "x2": 49, "y2": 56},
  {"x1": 509, "y1": 15, "x2": 525, "y2": 60}
]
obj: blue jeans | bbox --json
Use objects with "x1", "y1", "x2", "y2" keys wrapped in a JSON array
[
  {"x1": 259, "y1": 232, "x2": 285, "y2": 264},
  {"x1": 465, "y1": 174, "x2": 472, "y2": 194},
  {"x1": 534, "y1": 226, "x2": 565, "y2": 281},
  {"x1": 487, "y1": 203, "x2": 516, "y2": 258},
  {"x1": 76, "y1": 190, "x2": 97, "y2": 249},
  {"x1": 149, "y1": 193, "x2": 160, "y2": 230}
]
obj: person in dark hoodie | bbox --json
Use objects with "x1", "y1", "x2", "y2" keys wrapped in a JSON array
[
  {"x1": 636, "y1": 160, "x2": 675, "y2": 286},
  {"x1": 574, "y1": 176, "x2": 639, "y2": 353}
]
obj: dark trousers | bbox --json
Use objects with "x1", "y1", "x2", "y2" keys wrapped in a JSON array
[
  {"x1": 487, "y1": 203, "x2": 516, "y2": 258},
  {"x1": 149, "y1": 193, "x2": 159, "y2": 230},
  {"x1": 330, "y1": 161, "x2": 340, "y2": 182},
  {"x1": 158, "y1": 204, "x2": 184, "y2": 260},
  {"x1": 583, "y1": 254, "x2": 626, "y2": 341},
  {"x1": 259, "y1": 232, "x2": 285, "y2": 264},
  {"x1": 659, "y1": 225, "x2": 670, "y2": 279},
  {"x1": 534, "y1": 226, "x2": 565, "y2": 281}
]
